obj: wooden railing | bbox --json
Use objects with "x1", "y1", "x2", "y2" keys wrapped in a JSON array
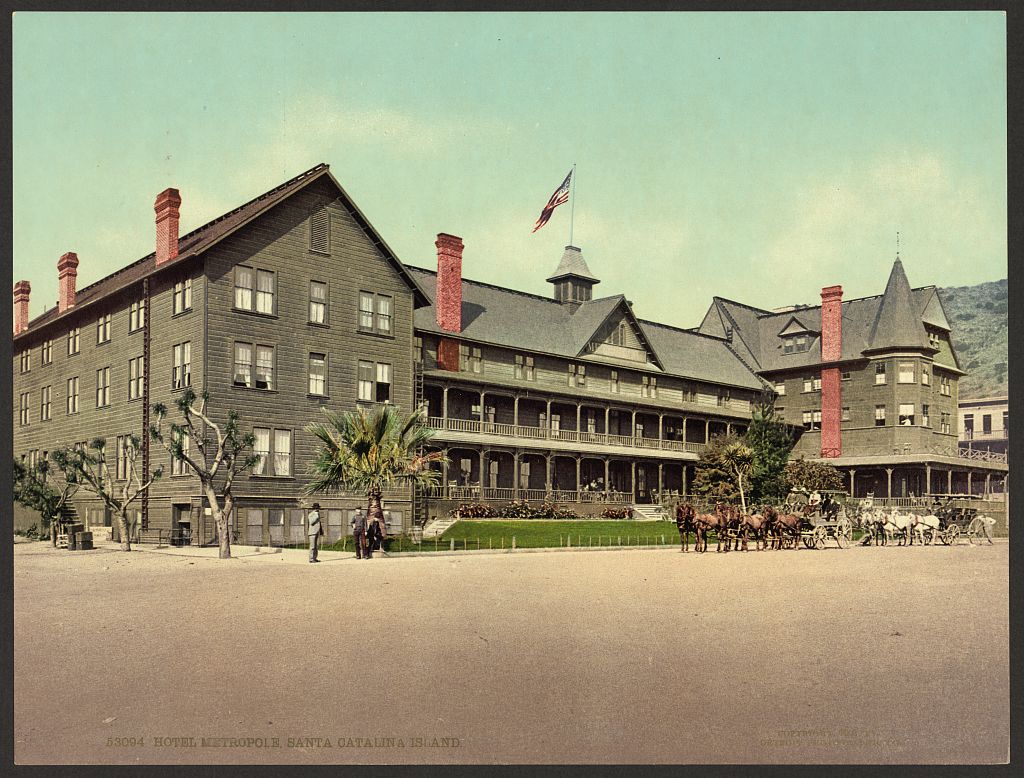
[{"x1": 416, "y1": 485, "x2": 636, "y2": 504}]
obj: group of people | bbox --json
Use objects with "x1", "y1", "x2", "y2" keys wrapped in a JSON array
[{"x1": 305, "y1": 503, "x2": 389, "y2": 563}]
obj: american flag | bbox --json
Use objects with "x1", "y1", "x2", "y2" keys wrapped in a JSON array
[{"x1": 532, "y1": 169, "x2": 573, "y2": 233}]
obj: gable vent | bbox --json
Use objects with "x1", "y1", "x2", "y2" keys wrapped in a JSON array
[{"x1": 309, "y1": 209, "x2": 331, "y2": 254}]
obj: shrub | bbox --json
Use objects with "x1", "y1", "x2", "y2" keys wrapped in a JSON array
[
  {"x1": 499, "y1": 500, "x2": 535, "y2": 519},
  {"x1": 600, "y1": 507, "x2": 633, "y2": 519},
  {"x1": 449, "y1": 503, "x2": 497, "y2": 518}
]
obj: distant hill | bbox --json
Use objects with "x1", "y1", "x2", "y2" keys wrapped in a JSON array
[{"x1": 937, "y1": 279, "x2": 1007, "y2": 400}]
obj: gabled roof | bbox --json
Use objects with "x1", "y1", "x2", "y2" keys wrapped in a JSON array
[
  {"x1": 407, "y1": 266, "x2": 764, "y2": 390},
  {"x1": 15, "y1": 163, "x2": 429, "y2": 341},
  {"x1": 919, "y1": 286, "x2": 951, "y2": 331},
  {"x1": 867, "y1": 259, "x2": 932, "y2": 351},
  {"x1": 546, "y1": 245, "x2": 600, "y2": 283},
  {"x1": 778, "y1": 316, "x2": 817, "y2": 337},
  {"x1": 569, "y1": 295, "x2": 664, "y2": 370}
]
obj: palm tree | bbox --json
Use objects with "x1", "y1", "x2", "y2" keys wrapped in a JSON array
[
  {"x1": 721, "y1": 441, "x2": 755, "y2": 515},
  {"x1": 305, "y1": 405, "x2": 446, "y2": 524}
]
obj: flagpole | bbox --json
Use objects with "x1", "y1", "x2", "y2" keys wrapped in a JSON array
[{"x1": 569, "y1": 163, "x2": 576, "y2": 246}]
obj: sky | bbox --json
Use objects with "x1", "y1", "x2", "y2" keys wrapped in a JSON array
[{"x1": 12, "y1": 11, "x2": 1007, "y2": 327}]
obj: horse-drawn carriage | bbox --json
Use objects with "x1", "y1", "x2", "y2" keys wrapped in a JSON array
[
  {"x1": 931, "y1": 499, "x2": 994, "y2": 545},
  {"x1": 789, "y1": 490, "x2": 853, "y2": 549}
]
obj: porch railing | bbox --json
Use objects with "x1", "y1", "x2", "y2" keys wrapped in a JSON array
[{"x1": 426, "y1": 416, "x2": 710, "y2": 455}]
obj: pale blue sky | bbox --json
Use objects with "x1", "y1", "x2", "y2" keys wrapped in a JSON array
[{"x1": 13, "y1": 11, "x2": 1006, "y2": 326}]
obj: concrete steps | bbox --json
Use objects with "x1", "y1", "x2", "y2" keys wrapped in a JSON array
[
  {"x1": 630, "y1": 504, "x2": 669, "y2": 522},
  {"x1": 422, "y1": 517, "x2": 459, "y2": 539}
]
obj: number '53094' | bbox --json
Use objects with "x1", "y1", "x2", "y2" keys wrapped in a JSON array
[{"x1": 106, "y1": 737, "x2": 143, "y2": 746}]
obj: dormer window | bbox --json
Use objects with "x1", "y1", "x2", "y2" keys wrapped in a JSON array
[{"x1": 783, "y1": 333, "x2": 810, "y2": 354}]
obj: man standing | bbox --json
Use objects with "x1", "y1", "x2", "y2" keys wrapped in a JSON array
[
  {"x1": 308, "y1": 503, "x2": 324, "y2": 563},
  {"x1": 351, "y1": 508, "x2": 368, "y2": 560}
]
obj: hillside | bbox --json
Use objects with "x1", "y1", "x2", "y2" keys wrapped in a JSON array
[{"x1": 937, "y1": 279, "x2": 1007, "y2": 400}]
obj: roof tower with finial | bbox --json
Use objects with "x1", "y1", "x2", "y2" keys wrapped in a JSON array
[
  {"x1": 546, "y1": 245, "x2": 600, "y2": 305},
  {"x1": 867, "y1": 243, "x2": 933, "y2": 352}
]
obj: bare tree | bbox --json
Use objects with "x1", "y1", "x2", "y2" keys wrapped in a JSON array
[
  {"x1": 50, "y1": 437, "x2": 162, "y2": 551},
  {"x1": 151, "y1": 389, "x2": 258, "y2": 559},
  {"x1": 14, "y1": 457, "x2": 79, "y2": 545}
]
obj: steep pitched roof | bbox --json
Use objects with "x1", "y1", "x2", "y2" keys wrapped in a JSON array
[
  {"x1": 15, "y1": 163, "x2": 428, "y2": 341},
  {"x1": 569, "y1": 295, "x2": 664, "y2": 369},
  {"x1": 545, "y1": 245, "x2": 600, "y2": 283},
  {"x1": 867, "y1": 259, "x2": 932, "y2": 351},
  {"x1": 407, "y1": 266, "x2": 764, "y2": 389}
]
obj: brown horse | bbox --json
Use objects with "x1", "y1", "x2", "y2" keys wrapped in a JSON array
[
  {"x1": 715, "y1": 503, "x2": 743, "y2": 552},
  {"x1": 738, "y1": 506, "x2": 770, "y2": 551},
  {"x1": 767, "y1": 503, "x2": 814, "y2": 549},
  {"x1": 675, "y1": 503, "x2": 696, "y2": 552},
  {"x1": 690, "y1": 504, "x2": 724, "y2": 553}
]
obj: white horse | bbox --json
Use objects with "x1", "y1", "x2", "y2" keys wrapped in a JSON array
[
  {"x1": 911, "y1": 513, "x2": 941, "y2": 545},
  {"x1": 881, "y1": 509, "x2": 914, "y2": 546}
]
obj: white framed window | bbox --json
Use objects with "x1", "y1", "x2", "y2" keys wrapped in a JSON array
[
  {"x1": 19, "y1": 350, "x2": 30, "y2": 373},
  {"x1": 172, "y1": 278, "x2": 193, "y2": 315},
  {"x1": 358, "y1": 292, "x2": 375, "y2": 330},
  {"x1": 875, "y1": 362, "x2": 887, "y2": 385},
  {"x1": 309, "y1": 281, "x2": 328, "y2": 324},
  {"x1": 253, "y1": 427, "x2": 270, "y2": 475},
  {"x1": 96, "y1": 314, "x2": 112, "y2": 344},
  {"x1": 40, "y1": 386, "x2": 51, "y2": 421},
  {"x1": 255, "y1": 345, "x2": 275, "y2": 390},
  {"x1": 941, "y1": 412, "x2": 951, "y2": 435},
  {"x1": 898, "y1": 362, "x2": 915, "y2": 384},
  {"x1": 841, "y1": 406, "x2": 850, "y2": 422},
  {"x1": 172, "y1": 342, "x2": 191, "y2": 389},
  {"x1": 273, "y1": 429, "x2": 292, "y2": 476},
  {"x1": 875, "y1": 405, "x2": 886, "y2": 427},
  {"x1": 233, "y1": 342, "x2": 252, "y2": 387},
  {"x1": 377, "y1": 295, "x2": 392, "y2": 334},
  {"x1": 928, "y1": 331, "x2": 941, "y2": 350},
  {"x1": 231, "y1": 341, "x2": 272, "y2": 390},
  {"x1": 67, "y1": 327, "x2": 80, "y2": 355},
  {"x1": 610, "y1": 370, "x2": 619, "y2": 393},
  {"x1": 940, "y1": 375, "x2": 951, "y2": 396},
  {"x1": 459, "y1": 344, "x2": 482, "y2": 373},
  {"x1": 251, "y1": 427, "x2": 291, "y2": 476},
  {"x1": 642, "y1": 375, "x2": 657, "y2": 398},
  {"x1": 66, "y1": 377, "x2": 79, "y2": 414},
  {"x1": 358, "y1": 361, "x2": 374, "y2": 402},
  {"x1": 774, "y1": 380, "x2": 786, "y2": 396},
  {"x1": 309, "y1": 353, "x2": 327, "y2": 396},
  {"x1": 898, "y1": 403, "x2": 915, "y2": 426},
  {"x1": 255, "y1": 270, "x2": 275, "y2": 314},
  {"x1": 921, "y1": 367, "x2": 930, "y2": 386},
  {"x1": 802, "y1": 410, "x2": 821, "y2": 431},
  {"x1": 234, "y1": 266, "x2": 254, "y2": 310},
  {"x1": 376, "y1": 363, "x2": 392, "y2": 402},
  {"x1": 171, "y1": 429, "x2": 190, "y2": 476},
  {"x1": 922, "y1": 404, "x2": 930, "y2": 427},
  {"x1": 129, "y1": 356, "x2": 144, "y2": 400},
  {"x1": 129, "y1": 300, "x2": 146, "y2": 333},
  {"x1": 19, "y1": 392, "x2": 30, "y2": 426},
  {"x1": 841, "y1": 371, "x2": 851, "y2": 381},
  {"x1": 41, "y1": 339, "x2": 52, "y2": 364},
  {"x1": 569, "y1": 363, "x2": 586, "y2": 388},
  {"x1": 96, "y1": 367, "x2": 111, "y2": 407},
  {"x1": 803, "y1": 376, "x2": 813, "y2": 393}
]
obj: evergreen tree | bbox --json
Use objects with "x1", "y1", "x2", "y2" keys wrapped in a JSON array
[
  {"x1": 744, "y1": 391, "x2": 795, "y2": 503},
  {"x1": 691, "y1": 433, "x2": 744, "y2": 503},
  {"x1": 785, "y1": 457, "x2": 845, "y2": 496}
]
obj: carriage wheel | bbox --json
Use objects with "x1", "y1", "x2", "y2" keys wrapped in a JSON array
[
  {"x1": 967, "y1": 517, "x2": 985, "y2": 545},
  {"x1": 943, "y1": 525, "x2": 960, "y2": 546},
  {"x1": 802, "y1": 533, "x2": 812, "y2": 549},
  {"x1": 813, "y1": 526, "x2": 828, "y2": 550},
  {"x1": 836, "y1": 519, "x2": 851, "y2": 548}
]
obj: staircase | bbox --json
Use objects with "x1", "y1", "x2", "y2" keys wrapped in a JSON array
[
  {"x1": 412, "y1": 361, "x2": 430, "y2": 529},
  {"x1": 630, "y1": 504, "x2": 669, "y2": 522},
  {"x1": 421, "y1": 516, "x2": 458, "y2": 539}
]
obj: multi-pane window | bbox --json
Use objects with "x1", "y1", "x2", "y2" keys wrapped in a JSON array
[
  {"x1": 784, "y1": 334, "x2": 810, "y2": 354},
  {"x1": 116, "y1": 435, "x2": 129, "y2": 480},
  {"x1": 19, "y1": 392, "x2": 30, "y2": 425},
  {"x1": 840, "y1": 371, "x2": 851, "y2": 381},
  {"x1": 874, "y1": 362, "x2": 887, "y2": 385},
  {"x1": 19, "y1": 350, "x2": 30, "y2": 373},
  {"x1": 309, "y1": 353, "x2": 327, "y2": 396},
  {"x1": 803, "y1": 375, "x2": 822, "y2": 392},
  {"x1": 642, "y1": 375, "x2": 657, "y2": 398},
  {"x1": 66, "y1": 377, "x2": 79, "y2": 414},
  {"x1": 922, "y1": 404, "x2": 930, "y2": 427},
  {"x1": 874, "y1": 405, "x2": 886, "y2": 427},
  {"x1": 898, "y1": 404, "x2": 915, "y2": 426},
  {"x1": 459, "y1": 344, "x2": 482, "y2": 373},
  {"x1": 67, "y1": 327, "x2": 80, "y2": 355},
  {"x1": 802, "y1": 410, "x2": 821, "y2": 431},
  {"x1": 234, "y1": 267, "x2": 254, "y2": 309},
  {"x1": 129, "y1": 300, "x2": 146, "y2": 333},
  {"x1": 413, "y1": 336, "x2": 424, "y2": 364},
  {"x1": 309, "y1": 281, "x2": 328, "y2": 324},
  {"x1": 357, "y1": 361, "x2": 391, "y2": 402},
  {"x1": 129, "y1": 356, "x2": 145, "y2": 400},
  {"x1": 96, "y1": 314, "x2": 112, "y2": 344},
  {"x1": 377, "y1": 296, "x2": 392, "y2": 335},
  {"x1": 172, "y1": 342, "x2": 191, "y2": 389},
  {"x1": 358, "y1": 292, "x2": 375, "y2": 330},
  {"x1": 234, "y1": 268, "x2": 275, "y2": 314},
  {"x1": 718, "y1": 388, "x2": 731, "y2": 406},
  {"x1": 983, "y1": 414, "x2": 992, "y2": 435},
  {"x1": 172, "y1": 278, "x2": 193, "y2": 314},
  {"x1": 41, "y1": 339, "x2": 52, "y2": 364},
  {"x1": 358, "y1": 292, "x2": 393, "y2": 335},
  {"x1": 252, "y1": 427, "x2": 291, "y2": 476},
  {"x1": 515, "y1": 354, "x2": 535, "y2": 380},
  {"x1": 256, "y1": 345, "x2": 274, "y2": 390},
  {"x1": 171, "y1": 430, "x2": 190, "y2": 476},
  {"x1": 233, "y1": 343, "x2": 252, "y2": 387},
  {"x1": 232, "y1": 343, "x2": 272, "y2": 389},
  {"x1": 921, "y1": 367, "x2": 930, "y2": 386},
  {"x1": 610, "y1": 370, "x2": 620, "y2": 393},
  {"x1": 841, "y1": 406, "x2": 851, "y2": 422},
  {"x1": 40, "y1": 386, "x2": 51, "y2": 421},
  {"x1": 96, "y1": 367, "x2": 111, "y2": 407},
  {"x1": 774, "y1": 381, "x2": 786, "y2": 396},
  {"x1": 940, "y1": 412, "x2": 951, "y2": 435},
  {"x1": 939, "y1": 375, "x2": 951, "y2": 396},
  {"x1": 898, "y1": 362, "x2": 915, "y2": 384},
  {"x1": 568, "y1": 364, "x2": 586, "y2": 388},
  {"x1": 256, "y1": 270, "x2": 275, "y2": 314},
  {"x1": 928, "y1": 331, "x2": 941, "y2": 350}
]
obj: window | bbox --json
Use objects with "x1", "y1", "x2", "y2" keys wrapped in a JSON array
[
  {"x1": 19, "y1": 350, "x2": 30, "y2": 373},
  {"x1": 922, "y1": 404, "x2": 930, "y2": 427},
  {"x1": 129, "y1": 300, "x2": 146, "y2": 333},
  {"x1": 921, "y1": 367, "x2": 930, "y2": 386},
  {"x1": 309, "y1": 353, "x2": 327, "y2": 396},
  {"x1": 1002, "y1": 411, "x2": 1008, "y2": 436},
  {"x1": 610, "y1": 370, "x2": 620, "y2": 393},
  {"x1": 841, "y1": 371, "x2": 851, "y2": 381},
  {"x1": 928, "y1": 331, "x2": 941, "y2": 350},
  {"x1": 983, "y1": 414, "x2": 992, "y2": 435},
  {"x1": 231, "y1": 342, "x2": 273, "y2": 390},
  {"x1": 875, "y1": 362, "x2": 887, "y2": 385},
  {"x1": 802, "y1": 410, "x2": 821, "y2": 431},
  {"x1": 963, "y1": 413, "x2": 974, "y2": 439},
  {"x1": 357, "y1": 361, "x2": 391, "y2": 402},
  {"x1": 66, "y1": 377, "x2": 79, "y2": 414},
  {"x1": 309, "y1": 209, "x2": 330, "y2": 254},
  {"x1": 252, "y1": 427, "x2": 292, "y2": 476},
  {"x1": 841, "y1": 407, "x2": 850, "y2": 422},
  {"x1": 67, "y1": 327, "x2": 80, "y2": 355},
  {"x1": 234, "y1": 267, "x2": 253, "y2": 309},
  {"x1": 414, "y1": 336, "x2": 423, "y2": 365},
  {"x1": 41, "y1": 340, "x2": 52, "y2": 364},
  {"x1": 610, "y1": 321, "x2": 627, "y2": 346},
  {"x1": 939, "y1": 375, "x2": 951, "y2": 396},
  {"x1": 642, "y1": 375, "x2": 657, "y2": 398},
  {"x1": 172, "y1": 278, "x2": 193, "y2": 315},
  {"x1": 569, "y1": 364, "x2": 586, "y2": 388},
  {"x1": 359, "y1": 292, "x2": 374, "y2": 330},
  {"x1": 377, "y1": 296, "x2": 392, "y2": 335},
  {"x1": 358, "y1": 292, "x2": 393, "y2": 335},
  {"x1": 803, "y1": 376, "x2": 813, "y2": 393},
  {"x1": 941, "y1": 412, "x2": 951, "y2": 435},
  {"x1": 256, "y1": 270, "x2": 274, "y2": 314},
  {"x1": 129, "y1": 356, "x2": 145, "y2": 400},
  {"x1": 774, "y1": 381, "x2": 786, "y2": 396},
  {"x1": 172, "y1": 342, "x2": 191, "y2": 389},
  {"x1": 898, "y1": 404, "x2": 915, "y2": 426},
  {"x1": 96, "y1": 314, "x2": 112, "y2": 344},
  {"x1": 309, "y1": 281, "x2": 328, "y2": 324},
  {"x1": 718, "y1": 389, "x2": 731, "y2": 406},
  {"x1": 116, "y1": 435, "x2": 128, "y2": 480},
  {"x1": 19, "y1": 392, "x2": 29, "y2": 425},
  {"x1": 96, "y1": 367, "x2": 111, "y2": 407},
  {"x1": 40, "y1": 386, "x2": 51, "y2": 421},
  {"x1": 898, "y1": 362, "x2": 915, "y2": 384},
  {"x1": 459, "y1": 344, "x2": 482, "y2": 373},
  {"x1": 171, "y1": 430, "x2": 190, "y2": 476},
  {"x1": 515, "y1": 354, "x2": 535, "y2": 380},
  {"x1": 875, "y1": 405, "x2": 886, "y2": 427},
  {"x1": 784, "y1": 334, "x2": 810, "y2": 354}
]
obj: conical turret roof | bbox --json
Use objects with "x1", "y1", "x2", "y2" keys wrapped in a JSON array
[
  {"x1": 546, "y1": 245, "x2": 600, "y2": 284},
  {"x1": 868, "y1": 258, "x2": 932, "y2": 351}
]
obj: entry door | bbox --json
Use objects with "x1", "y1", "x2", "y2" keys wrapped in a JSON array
[{"x1": 519, "y1": 461, "x2": 531, "y2": 490}]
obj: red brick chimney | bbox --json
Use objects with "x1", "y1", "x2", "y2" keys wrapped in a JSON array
[
  {"x1": 58, "y1": 252, "x2": 79, "y2": 313},
  {"x1": 13, "y1": 280, "x2": 30, "y2": 335},
  {"x1": 819, "y1": 285, "x2": 843, "y2": 457},
  {"x1": 155, "y1": 188, "x2": 182, "y2": 267},
  {"x1": 435, "y1": 233, "x2": 464, "y2": 372}
]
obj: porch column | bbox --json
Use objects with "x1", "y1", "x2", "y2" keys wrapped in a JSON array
[
  {"x1": 885, "y1": 467, "x2": 893, "y2": 499},
  {"x1": 546, "y1": 399, "x2": 552, "y2": 437},
  {"x1": 658, "y1": 463, "x2": 663, "y2": 497},
  {"x1": 479, "y1": 449, "x2": 486, "y2": 493},
  {"x1": 925, "y1": 464, "x2": 931, "y2": 496},
  {"x1": 545, "y1": 454, "x2": 552, "y2": 492},
  {"x1": 967, "y1": 470, "x2": 973, "y2": 497},
  {"x1": 575, "y1": 456, "x2": 581, "y2": 494},
  {"x1": 630, "y1": 461, "x2": 636, "y2": 503},
  {"x1": 513, "y1": 396, "x2": 519, "y2": 427},
  {"x1": 513, "y1": 451, "x2": 520, "y2": 498},
  {"x1": 631, "y1": 410, "x2": 637, "y2": 440},
  {"x1": 441, "y1": 448, "x2": 449, "y2": 498},
  {"x1": 985, "y1": 472, "x2": 991, "y2": 497},
  {"x1": 849, "y1": 469, "x2": 856, "y2": 496},
  {"x1": 480, "y1": 391, "x2": 486, "y2": 422},
  {"x1": 705, "y1": 419, "x2": 710, "y2": 443},
  {"x1": 605, "y1": 407, "x2": 610, "y2": 437},
  {"x1": 681, "y1": 415, "x2": 688, "y2": 443},
  {"x1": 442, "y1": 387, "x2": 449, "y2": 422},
  {"x1": 947, "y1": 469, "x2": 952, "y2": 494},
  {"x1": 658, "y1": 414, "x2": 664, "y2": 442},
  {"x1": 576, "y1": 405, "x2": 581, "y2": 434},
  {"x1": 726, "y1": 422, "x2": 733, "y2": 436},
  {"x1": 604, "y1": 458, "x2": 610, "y2": 500}
]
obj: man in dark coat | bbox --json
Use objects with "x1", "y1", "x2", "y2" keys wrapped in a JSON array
[{"x1": 350, "y1": 509, "x2": 368, "y2": 560}]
